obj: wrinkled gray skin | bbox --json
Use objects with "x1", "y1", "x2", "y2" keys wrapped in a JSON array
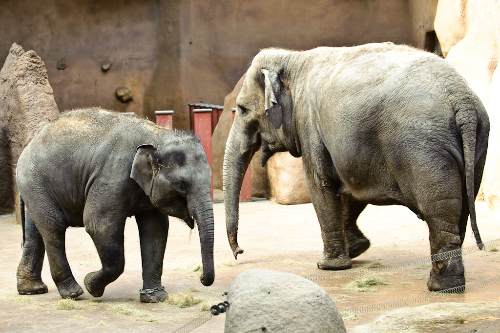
[
  {"x1": 224, "y1": 43, "x2": 489, "y2": 292},
  {"x1": 16, "y1": 108, "x2": 214, "y2": 302}
]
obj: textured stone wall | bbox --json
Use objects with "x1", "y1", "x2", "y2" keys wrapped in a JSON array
[
  {"x1": 1, "y1": 0, "x2": 422, "y2": 130},
  {"x1": 435, "y1": 0, "x2": 500, "y2": 207},
  {"x1": 0, "y1": 43, "x2": 60, "y2": 215}
]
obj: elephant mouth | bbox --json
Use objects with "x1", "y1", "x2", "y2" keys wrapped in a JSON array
[
  {"x1": 184, "y1": 215, "x2": 195, "y2": 229},
  {"x1": 260, "y1": 140, "x2": 276, "y2": 166}
]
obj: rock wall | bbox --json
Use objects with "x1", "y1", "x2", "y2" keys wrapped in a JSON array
[
  {"x1": 267, "y1": 153, "x2": 311, "y2": 205},
  {"x1": 1, "y1": 0, "x2": 430, "y2": 130},
  {"x1": 434, "y1": 0, "x2": 500, "y2": 207},
  {"x1": 0, "y1": 43, "x2": 60, "y2": 215}
]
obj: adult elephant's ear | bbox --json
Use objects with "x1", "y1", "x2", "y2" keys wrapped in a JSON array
[
  {"x1": 130, "y1": 144, "x2": 158, "y2": 196},
  {"x1": 261, "y1": 68, "x2": 283, "y2": 129}
]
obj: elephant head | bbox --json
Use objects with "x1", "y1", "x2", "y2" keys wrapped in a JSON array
[
  {"x1": 223, "y1": 49, "x2": 300, "y2": 258},
  {"x1": 131, "y1": 138, "x2": 214, "y2": 286}
]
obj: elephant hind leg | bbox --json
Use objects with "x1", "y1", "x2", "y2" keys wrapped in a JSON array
[
  {"x1": 17, "y1": 210, "x2": 47, "y2": 295},
  {"x1": 341, "y1": 196, "x2": 369, "y2": 258},
  {"x1": 20, "y1": 196, "x2": 83, "y2": 299},
  {"x1": 421, "y1": 195, "x2": 465, "y2": 292}
]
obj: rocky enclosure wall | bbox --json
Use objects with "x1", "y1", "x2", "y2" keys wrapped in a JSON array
[
  {"x1": 435, "y1": 0, "x2": 500, "y2": 208},
  {"x1": 0, "y1": 43, "x2": 60, "y2": 215},
  {"x1": 1, "y1": 0, "x2": 434, "y2": 130}
]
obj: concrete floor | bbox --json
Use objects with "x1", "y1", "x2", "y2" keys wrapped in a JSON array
[{"x1": 0, "y1": 200, "x2": 499, "y2": 332}]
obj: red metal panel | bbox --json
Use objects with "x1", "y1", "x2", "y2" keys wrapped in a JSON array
[
  {"x1": 155, "y1": 110, "x2": 174, "y2": 129},
  {"x1": 193, "y1": 108, "x2": 214, "y2": 198}
]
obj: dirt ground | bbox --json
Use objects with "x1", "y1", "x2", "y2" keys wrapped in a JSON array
[{"x1": 0, "y1": 200, "x2": 499, "y2": 332}]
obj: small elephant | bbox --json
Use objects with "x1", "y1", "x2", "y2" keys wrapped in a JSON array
[
  {"x1": 223, "y1": 43, "x2": 489, "y2": 292},
  {"x1": 16, "y1": 108, "x2": 214, "y2": 302}
]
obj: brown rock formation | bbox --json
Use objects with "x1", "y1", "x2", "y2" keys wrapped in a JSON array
[
  {"x1": 0, "y1": 43, "x2": 60, "y2": 217},
  {"x1": 435, "y1": 0, "x2": 500, "y2": 207},
  {"x1": 267, "y1": 152, "x2": 311, "y2": 205}
]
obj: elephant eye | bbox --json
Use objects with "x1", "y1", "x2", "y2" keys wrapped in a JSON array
[{"x1": 174, "y1": 180, "x2": 188, "y2": 193}]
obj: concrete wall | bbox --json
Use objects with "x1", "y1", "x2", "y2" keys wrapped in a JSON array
[
  {"x1": 0, "y1": 0, "x2": 436, "y2": 129},
  {"x1": 0, "y1": 0, "x2": 182, "y2": 122}
]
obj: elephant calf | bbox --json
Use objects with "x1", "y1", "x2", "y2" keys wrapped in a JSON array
[
  {"x1": 16, "y1": 108, "x2": 215, "y2": 302},
  {"x1": 223, "y1": 43, "x2": 489, "y2": 292}
]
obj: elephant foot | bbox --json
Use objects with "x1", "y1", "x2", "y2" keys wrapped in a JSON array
[
  {"x1": 348, "y1": 237, "x2": 371, "y2": 259},
  {"x1": 139, "y1": 286, "x2": 167, "y2": 303},
  {"x1": 84, "y1": 272, "x2": 105, "y2": 297},
  {"x1": 317, "y1": 255, "x2": 352, "y2": 270},
  {"x1": 57, "y1": 276, "x2": 84, "y2": 299},
  {"x1": 427, "y1": 252, "x2": 465, "y2": 292},
  {"x1": 427, "y1": 271, "x2": 465, "y2": 292},
  {"x1": 17, "y1": 276, "x2": 48, "y2": 295}
]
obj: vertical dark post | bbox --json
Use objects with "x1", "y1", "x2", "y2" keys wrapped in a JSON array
[
  {"x1": 155, "y1": 110, "x2": 174, "y2": 129},
  {"x1": 193, "y1": 108, "x2": 214, "y2": 198},
  {"x1": 231, "y1": 108, "x2": 252, "y2": 202}
]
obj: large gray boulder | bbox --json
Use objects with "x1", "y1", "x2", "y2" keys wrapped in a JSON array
[{"x1": 225, "y1": 269, "x2": 346, "y2": 333}]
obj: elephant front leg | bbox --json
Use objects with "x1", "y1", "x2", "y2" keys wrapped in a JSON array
[
  {"x1": 304, "y1": 169, "x2": 351, "y2": 270},
  {"x1": 84, "y1": 211, "x2": 126, "y2": 298},
  {"x1": 136, "y1": 211, "x2": 168, "y2": 303}
]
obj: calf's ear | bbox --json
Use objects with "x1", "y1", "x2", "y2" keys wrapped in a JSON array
[{"x1": 130, "y1": 144, "x2": 158, "y2": 196}]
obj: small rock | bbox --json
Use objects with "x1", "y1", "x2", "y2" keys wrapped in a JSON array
[
  {"x1": 101, "y1": 63, "x2": 111, "y2": 72},
  {"x1": 115, "y1": 87, "x2": 133, "y2": 103},
  {"x1": 225, "y1": 269, "x2": 346, "y2": 333},
  {"x1": 56, "y1": 58, "x2": 66, "y2": 70}
]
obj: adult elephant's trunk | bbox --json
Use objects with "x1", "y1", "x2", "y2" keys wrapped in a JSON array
[
  {"x1": 223, "y1": 120, "x2": 255, "y2": 259},
  {"x1": 191, "y1": 194, "x2": 215, "y2": 286}
]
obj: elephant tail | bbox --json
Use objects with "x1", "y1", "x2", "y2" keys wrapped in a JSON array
[
  {"x1": 20, "y1": 196, "x2": 25, "y2": 247},
  {"x1": 455, "y1": 103, "x2": 483, "y2": 250}
]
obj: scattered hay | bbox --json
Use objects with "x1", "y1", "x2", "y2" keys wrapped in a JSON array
[
  {"x1": 167, "y1": 292, "x2": 202, "y2": 308},
  {"x1": 10, "y1": 295, "x2": 32, "y2": 304},
  {"x1": 110, "y1": 303, "x2": 152, "y2": 321},
  {"x1": 56, "y1": 299, "x2": 81, "y2": 310},
  {"x1": 365, "y1": 261, "x2": 383, "y2": 269},
  {"x1": 346, "y1": 275, "x2": 387, "y2": 292},
  {"x1": 222, "y1": 261, "x2": 236, "y2": 267},
  {"x1": 488, "y1": 247, "x2": 498, "y2": 252},
  {"x1": 200, "y1": 303, "x2": 210, "y2": 312},
  {"x1": 192, "y1": 265, "x2": 201, "y2": 272},
  {"x1": 340, "y1": 310, "x2": 358, "y2": 321}
]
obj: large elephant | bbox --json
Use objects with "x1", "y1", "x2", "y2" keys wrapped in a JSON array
[
  {"x1": 223, "y1": 43, "x2": 489, "y2": 292},
  {"x1": 16, "y1": 108, "x2": 214, "y2": 302}
]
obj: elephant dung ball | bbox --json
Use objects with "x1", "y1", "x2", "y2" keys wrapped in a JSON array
[
  {"x1": 115, "y1": 86, "x2": 133, "y2": 103},
  {"x1": 225, "y1": 269, "x2": 346, "y2": 333}
]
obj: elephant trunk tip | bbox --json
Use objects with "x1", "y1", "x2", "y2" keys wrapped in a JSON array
[
  {"x1": 232, "y1": 246, "x2": 244, "y2": 259},
  {"x1": 228, "y1": 232, "x2": 244, "y2": 259},
  {"x1": 200, "y1": 271, "x2": 214, "y2": 286}
]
